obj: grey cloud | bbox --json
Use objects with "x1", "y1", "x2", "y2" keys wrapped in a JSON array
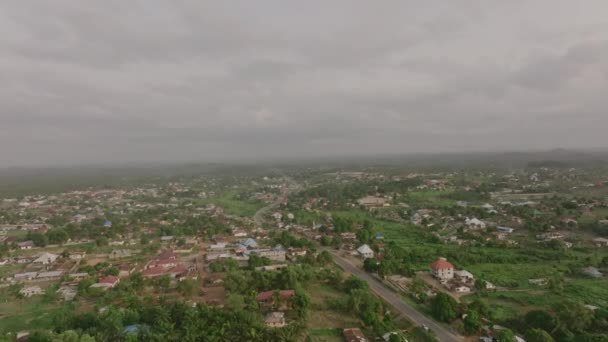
[{"x1": 1, "y1": 1, "x2": 608, "y2": 166}]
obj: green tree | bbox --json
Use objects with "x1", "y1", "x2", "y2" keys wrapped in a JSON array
[
  {"x1": 554, "y1": 301, "x2": 593, "y2": 333},
  {"x1": 431, "y1": 293, "x2": 458, "y2": 323},
  {"x1": 177, "y1": 278, "x2": 197, "y2": 298},
  {"x1": 496, "y1": 329, "x2": 515, "y2": 342},
  {"x1": 464, "y1": 310, "x2": 481, "y2": 335},
  {"x1": 525, "y1": 310, "x2": 556, "y2": 333},
  {"x1": 525, "y1": 329, "x2": 555, "y2": 342}
]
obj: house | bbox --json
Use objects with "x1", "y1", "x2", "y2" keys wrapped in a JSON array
[
  {"x1": 91, "y1": 275, "x2": 120, "y2": 289},
  {"x1": 102, "y1": 220, "x2": 112, "y2": 228},
  {"x1": 582, "y1": 266, "x2": 603, "y2": 278},
  {"x1": 594, "y1": 237, "x2": 608, "y2": 247},
  {"x1": 264, "y1": 312, "x2": 286, "y2": 328},
  {"x1": 356, "y1": 244, "x2": 374, "y2": 259},
  {"x1": 455, "y1": 286, "x2": 471, "y2": 293},
  {"x1": 14, "y1": 272, "x2": 38, "y2": 281},
  {"x1": 357, "y1": 196, "x2": 389, "y2": 209},
  {"x1": 454, "y1": 270, "x2": 474, "y2": 281},
  {"x1": 240, "y1": 238, "x2": 258, "y2": 248},
  {"x1": 36, "y1": 271, "x2": 63, "y2": 281},
  {"x1": 19, "y1": 286, "x2": 44, "y2": 297},
  {"x1": 69, "y1": 250, "x2": 86, "y2": 261},
  {"x1": 287, "y1": 248, "x2": 307, "y2": 259},
  {"x1": 496, "y1": 226, "x2": 514, "y2": 234},
  {"x1": 252, "y1": 248, "x2": 286, "y2": 261},
  {"x1": 160, "y1": 236, "x2": 174, "y2": 243},
  {"x1": 374, "y1": 232, "x2": 385, "y2": 240},
  {"x1": 118, "y1": 264, "x2": 136, "y2": 277},
  {"x1": 256, "y1": 289, "x2": 295, "y2": 309},
  {"x1": 57, "y1": 285, "x2": 78, "y2": 301},
  {"x1": 18, "y1": 240, "x2": 35, "y2": 250},
  {"x1": 465, "y1": 218, "x2": 486, "y2": 230},
  {"x1": 109, "y1": 249, "x2": 132, "y2": 259},
  {"x1": 343, "y1": 328, "x2": 368, "y2": 342},
  {"x1": 33, "y1": 252, "x2": 59, "y2": 265},
  {"x1": 430, "y1": 257, "x2": 454, "y2": 280},
  {"x1": 233, "y1": 229, "x2": 248, "y2": 238}
]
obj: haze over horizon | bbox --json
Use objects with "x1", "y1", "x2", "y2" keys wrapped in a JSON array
[{"x1": 2, "y1": 1, "x2": 608, "y2": 167}]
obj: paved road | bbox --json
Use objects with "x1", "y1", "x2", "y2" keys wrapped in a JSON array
[
  {"x1": 328, "y1": 250, "x2": 463, "y2": 342},
  {"x1": 253, "y1": 172, "x2": 301, "y2": 227}
]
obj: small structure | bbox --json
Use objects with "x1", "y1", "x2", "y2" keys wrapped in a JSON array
[
  {"x1": 594, "y1": 237, "x2": 608, "y2": 247},
  {"x1": 343, "y1": 328, "x2": 368, "y2": 342},
  {"x1": 430, "y1": 257, "x2": 454, "y2": 280},
  {"x1": 465, "y1": 218, "x2": 486, "y2": 230},
  {"x1": 109, "y1": 249, "x2": 132, "y2": 259},
  {"x1": 103, "y1": 220, "x2": 112, "y2": 228},
  {"x1": 19, "y1": 286, "x2": 43, "y2": 297},
  {"x1": 496, "y1": 226, "x2": 514, "y2": 234},
  {"x1": 18, "y1": 241, "x2": 35, "y2": 250},
  {"x1": 91, "y1": 275, "x2": 120, "y2": 289},
  {"x1": 57, "y1": 285, "x2": 77, "y2": 301},
  {"x1": 33, "y1": 252, "x2": 59, "y2": 265},
  {"x1": 240, "y1": 238, "x2": 258, "y2": 249},
  {"x1": 582, "y1": 266, "x2": 603, "y2": 278},
  {"x1": 69, "y1": 251, "x2": 86, "y2": 261},
  {"x1": 356, "y1": 244, "x2": 374, "y2": 259},
  {"x1": 264, "y1": 312, "x2": 286, "y2": 328}
]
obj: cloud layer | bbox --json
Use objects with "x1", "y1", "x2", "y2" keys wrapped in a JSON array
[{"x1": 2, "y1": 1, "x2": 608, "y2": 166}]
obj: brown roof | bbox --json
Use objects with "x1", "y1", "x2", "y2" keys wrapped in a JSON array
[{"x1": 430, "y1": 258, "x2": 454, "y2": 270}]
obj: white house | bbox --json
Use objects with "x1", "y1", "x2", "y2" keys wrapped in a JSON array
[
  {"x1": 430, "y1": 257, "x2": 454, "y2": 280},
  {"x1": 357, "y1": 244, "x2": 374, "y2": 259},
  {"x1": 465, "y1": 218, "x2": 486, "y2": 230},
  {"x1": 19, "y1": 286, "x2": 44, "y2": 297}
]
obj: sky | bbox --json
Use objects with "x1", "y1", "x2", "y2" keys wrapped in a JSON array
[{"x1": 1, "y1": 1, "x2": 608, "y2": 166}]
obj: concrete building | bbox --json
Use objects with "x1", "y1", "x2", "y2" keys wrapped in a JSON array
[{"x1": 430, "y1": 257, "x2": 454, "y2": 280}]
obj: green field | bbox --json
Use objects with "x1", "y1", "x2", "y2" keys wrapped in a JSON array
[{"x1": 197, "y1": 191, "x2": 264, "y2": 217}]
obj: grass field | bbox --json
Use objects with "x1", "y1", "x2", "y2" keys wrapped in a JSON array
[
  {"x1": 0, "y1": 294, "x2": 71, "y2": 332},
  {"x1": 197, "y1": 191, "x2": 264, "y2": 217}
]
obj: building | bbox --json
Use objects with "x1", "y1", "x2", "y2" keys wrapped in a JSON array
[
  {"x1": 109, "y1": 249, "x2": 132, "y2": 259},
  {"x1": 356, "y1": 244, "x2": 374, "y2": 259},
  {"x1": 343, "y1": 328, "x2": 368, "y2": 342},
  {"x1": 430, "y1": 257, "x2": 454, "y2": 280},
  {"x1": 91, "y1": 275, "x2": 120, "y2": 289},
  {"x1": 252, "y1": 249, "x2": 286, "y2": 262},
  {"x1": 264, "y1": 312, "x2": 286, "y2": 328},
  {"x1": 465, "y1": 218, "x2": 486, "y2": 230},
  {"x1": 582, "y1": 266, "x2": 603, "y2": 278},
  {"x1": 496, "y1": 226, "x2": 514, "y2": 234},
  {"x1": 18, "y1": 240, "x2": 34, "y2": 250},
  {"x1": 19, "y1": 286, "x2": 43, "y2": 297},
  {"x1": 33, "y1": 252, "x2": 59, "y2": 265},
  {"x1": 69, "y1": 251, "x2": 86, "y2": 261},
  {"x1": 357, "y1": 196, "x2": 389, "y2": 209},
  {"x1": 594, "y1": 237, "x2": 608, "y2": 247}
]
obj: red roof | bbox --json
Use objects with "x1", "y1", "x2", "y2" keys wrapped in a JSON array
[
  {"x1": 98, "y1": 275, "x2": 119, "y2": 285},
  {"x1": 142, "y1": 267, "x2": 166, "y2": 277},
  {"x1": 430, "y1": 258, "x2": 454, "y2": 270}
]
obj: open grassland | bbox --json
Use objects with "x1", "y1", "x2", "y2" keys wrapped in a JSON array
[{"x1": 197, "y1": 190, "x2": 264, "y2": 217}]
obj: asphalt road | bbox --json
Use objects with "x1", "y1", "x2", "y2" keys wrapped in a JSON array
[{"x1": 328, "y1": 250, "x2": 464, "y2": 342}]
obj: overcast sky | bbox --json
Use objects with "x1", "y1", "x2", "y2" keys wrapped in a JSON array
[{"x1": 1, "y1": 1, "x2": 608, "y2": 166}]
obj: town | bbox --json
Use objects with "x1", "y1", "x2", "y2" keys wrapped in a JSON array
[{"x1": 0, "y1": 159, "x2": 607, "y2": 342}]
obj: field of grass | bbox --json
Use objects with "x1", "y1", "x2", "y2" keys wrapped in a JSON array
[
  {"x1": 305, "y1": 283, "x2": 362, "y2": 341},
  {"x1": 197, "y1": 191, "x2": 264, "y2": 217},
  {"x1": 0, "y1": 294, "x2": 71, "y2": 332}
]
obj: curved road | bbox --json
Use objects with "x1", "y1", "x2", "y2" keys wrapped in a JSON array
[{"x1": 328, "y1": 250, "x2": 463, "y2": 342}]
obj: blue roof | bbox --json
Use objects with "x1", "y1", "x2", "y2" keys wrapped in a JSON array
[
  {"x1": 374, "y1": 232, "x2": 384, "y2": 238},
  {"x1": 124, "y1": 325, "x2": 140, "y2": 334},
  {"x1": 240, "y1": 238, "x2": 258, "y2": 247},
  {"x1": 103, "y1": 220, "x2": 112, "y2": 225},
  {"x1": 272, "y1": 244, "x2": 286, "y2": 252}
]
